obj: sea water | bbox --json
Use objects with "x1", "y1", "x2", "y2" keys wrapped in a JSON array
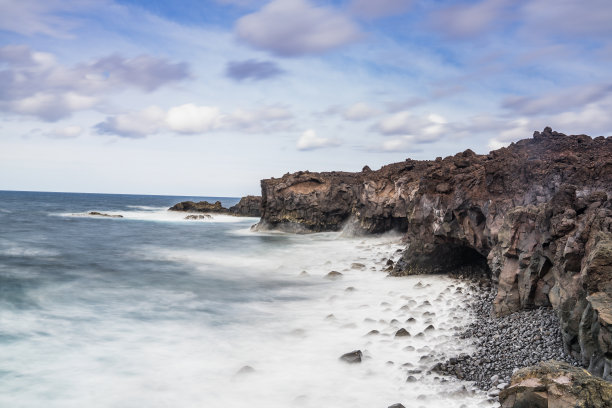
[{"x1": 0, "y1": 191, "x2": 498, "y2": 408}]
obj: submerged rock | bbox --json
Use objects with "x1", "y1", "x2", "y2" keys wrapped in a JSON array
[
  {"x1": 87, "y1": 211, "x2": 123, "y2": 218},
  {"x1": 499, "y1": 360, "x2": 612, "y2": 408}
]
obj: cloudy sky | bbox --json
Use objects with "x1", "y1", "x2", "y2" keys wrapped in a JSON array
[{"x1": 1, "y1": 0, "x2": 611, "y2": 196}]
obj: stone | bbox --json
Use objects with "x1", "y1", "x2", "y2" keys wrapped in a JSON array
[
  {"x1": 339, "y1": 350, "x2": 362, "y2": 364},
  {"x1": 499, "y1": 360, "x2": 612, "y2": 408},
  {"x1": 395, "y1": 328, "x2": 411, "y2": 337},
  {"x1": 325, "y1": 271, "x2": 343, "y2": 279}
]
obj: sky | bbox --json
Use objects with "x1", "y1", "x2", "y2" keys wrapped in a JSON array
[{"x1": 1, "y1": 0, "x2": 611, "y2": 196}]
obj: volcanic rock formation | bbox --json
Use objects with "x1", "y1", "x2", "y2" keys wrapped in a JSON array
[
  {"x1": 255, "y1": 128, "x2": 612, "y2": 379},
  {"x1": 169, "y1": 196, "x2": 262, "y2": 217}
]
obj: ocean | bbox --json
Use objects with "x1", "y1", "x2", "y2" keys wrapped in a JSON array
[{"x1": 0, "y1": 191, "x2": 497, "y2": 408}]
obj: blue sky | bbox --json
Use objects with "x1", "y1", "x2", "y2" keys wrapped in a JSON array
[{"x1": 1, "y1": 0, "x2": 611, "y2": 196}]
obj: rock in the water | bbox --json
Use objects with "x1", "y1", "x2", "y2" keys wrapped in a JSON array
[
  {"x1": 499, "y1": 360, "x2": 612, "y2": 408},
  {"x1": 88, "y1": 211, "x2": 123, "y2": 218},
  {"x1": 325, "y1": 271, "x2": 343, "y2": 279},
  {"x1": 228, "y1": 195, "x2": 262, "y2": 217},
  {"x1": 339, "y1": 350, "x2": 362, "y2": 364},
  {"x1": 169, "y1": 200, "x2": 227, "y2": 213},
  {"x1": 388, "y1": 404, "x2": 405, "y2": 408},
  {"x1": 184, "y1": 214, "x2": 212, "y2": 220},
  {"x1": 395, "y1": 328, "x2": 411, "y2": 337}
]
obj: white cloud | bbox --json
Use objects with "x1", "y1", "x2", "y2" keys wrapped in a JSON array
[
  {"x1": 0, "y1": 45, "x2": 189, "y2": 121},
  {"x1": 47, "y1": 125, "x2": 84, "y2": 139},
  {"x1": 96, "y1": 104, "x2": 293, "y2": 138},
  {"x1": 376, "y1": 111, "x2": 449, "y2": 142},
  {"x1": 296, "y1": 129, "x2": 340, "y2": 151},
  {"x1": 166, "y1": 104, "x2": 221, "y2": 134},
  {"x1": 342, "y1": 102, "x2": 380, "y2": 121},
  {"x1": 96, "y1": 106, "x2": 167, "y2": 138},
  {"x1": 235, "y1": 0, "x2": 362, "y2": 56}
]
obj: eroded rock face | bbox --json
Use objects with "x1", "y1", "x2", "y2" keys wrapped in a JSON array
[
  {"x1": 499, "y1": 360, "x2": 612, "y2": 408},
  {"x1": 228, "y1": 195, "x2": 262, "y2": 217},
  {"x1": 256, "y1": 128, "x2": 612, "y2": 377}
]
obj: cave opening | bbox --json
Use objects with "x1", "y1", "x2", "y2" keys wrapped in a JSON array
[{"x1": 422, "y1": 243, "x2": 491, "y2": 279}]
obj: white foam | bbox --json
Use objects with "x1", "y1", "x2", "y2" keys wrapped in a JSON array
[
  {"x1": 0, "y1": 233, "x2": 497, "y2": 408},
  {"x1": 55, "y1": 209, "x2": 256, "y2": 224}
]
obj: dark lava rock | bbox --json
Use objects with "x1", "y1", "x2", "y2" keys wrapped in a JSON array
[
  {"x1": 169, "y1": 200, "x2": 227, "y2": 213},
  {"x1": 228, "y1": 195, "x2": 262, "y2": 217},
  {"x1": 395, "y1": 328, "x2": 411, "y2": 337},
  {"x1": 253, "y1": 128, "x2": 612, "y2": 376},
  {"x1": 340, "y1": 350, "x2": 362, "y2": 364}
]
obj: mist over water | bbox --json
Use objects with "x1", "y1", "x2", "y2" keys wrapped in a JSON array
[{"x1": 0, "y1": 191, "x2": 496, "y2": 408}]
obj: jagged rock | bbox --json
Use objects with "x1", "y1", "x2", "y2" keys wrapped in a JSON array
[
  {"x1": 169, "y1": 200, "x2": 227, "y2": 213},
  {"x1": 499, "y1": 360, "x2": 612, "y2": 408},
  {"x1": 254, "y1": 128, "x2": 612, "y2": 376},
  {"x1": 339, "y1": 350, "x2": 362, "y2": 364},
  {"x1": 88, "y1": 211, "x2": 123, "y2": 218},
  {"x1": 228, "y1": 195, "x2": 262, "y2": 217}
]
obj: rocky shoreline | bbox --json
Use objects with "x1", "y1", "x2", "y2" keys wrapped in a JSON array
[
  {"x1": 433, "y1": 280, "x2": 579, "y2": 392},
  {"x1": 251, "y1": 128, "x2": 612, "y2": 387}
]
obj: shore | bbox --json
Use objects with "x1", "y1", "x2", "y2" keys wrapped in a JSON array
[{"x1": 431, "y1": 279, "x2": 579, "y2": 396}]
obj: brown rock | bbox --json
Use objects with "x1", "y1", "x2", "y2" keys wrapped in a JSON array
[{"x1": 499, "y1": 360, "x2": 612, "y2": 408}]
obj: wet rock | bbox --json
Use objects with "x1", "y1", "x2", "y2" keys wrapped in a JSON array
[
  {"x1": 499, "y1": 360, "x2": 612, "y2": 408},
  {"x1": 87, "y1": 211, "x2": 123, "y2": 218},
  {"x1": 325, "y1": 271, "x2": 343, "y2": 279},
  {"x1": 340, "y1": 350, "x2": 362, "y2": 364},
  {"x1": 388, "y1": 404, "x2": 405, "y2": 408},
  {"x1": 351, "y1": 262, "x2": 366, "y2": 270},
  {"x1": 184, "y1": 214, "x2": 211, "y2": 220},
  {"x1": 366, "y1": 330, "x2": 379, "y2": 336},
  {"x1": 169, "y1": 200, "x2": 227, "y2": 213},
  {"x1": 395, "y1": 328, "x2": 411, "y2": 337}
]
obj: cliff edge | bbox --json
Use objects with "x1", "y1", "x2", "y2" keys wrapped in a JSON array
[{"x1": 255, "y1": 127, "x2": 612, "y2": 379}]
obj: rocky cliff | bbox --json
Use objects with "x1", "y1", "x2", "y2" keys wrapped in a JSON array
[{"x1": 255, "y1": 128, "x2": 612, "y2": 379}]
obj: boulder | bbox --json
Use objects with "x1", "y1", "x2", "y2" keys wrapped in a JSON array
[
  {"x1": 339, "y1": 350, "x2": 362, "y2": 364},
  {"x1": 499, "y1": 360, "x2": 612, "y2": 408}
]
